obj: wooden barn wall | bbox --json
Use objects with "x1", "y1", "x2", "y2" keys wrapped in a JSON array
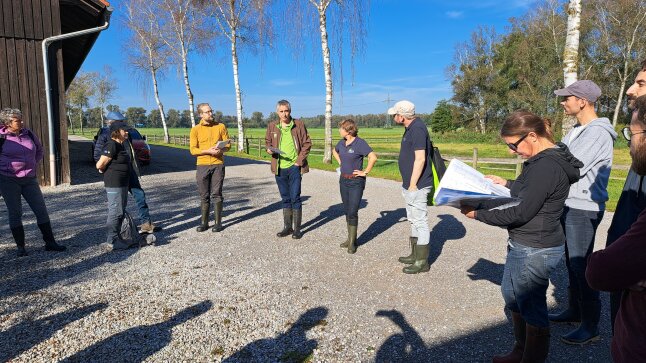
[{"x1": 0, "y1": 0, "x2": 69, "y2": 186}]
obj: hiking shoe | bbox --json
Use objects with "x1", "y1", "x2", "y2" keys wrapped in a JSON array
[{"x1": 139, "y1": 222, "x2": 155, "y2": 234}]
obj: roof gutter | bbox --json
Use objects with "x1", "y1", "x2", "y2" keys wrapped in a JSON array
[{"x1": 42, "y1": 7, "x2": 113, "y2": 186}]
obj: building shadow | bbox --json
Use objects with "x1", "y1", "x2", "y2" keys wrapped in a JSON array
[
  {"x1": 357, "y1": 208, "x2": 407, "y2": 247},
  {"x1": 60, "y1": 300, "x2": 212, "y2": 362},
  {"x1": 428, "y1": 214, "x2": 466, "y2": 266},
  {"x1": 223, "y1": 307, "x2": 328, "y2": 362},
  {"x1": 466, "y1": 258, "x2": 505, "y2": 286},
  {"x1": 0, "y1": 302, "x2": 108, "y2": 362}
]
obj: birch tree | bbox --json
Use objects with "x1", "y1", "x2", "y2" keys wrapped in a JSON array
[
  {"x1": 66, "y1": 72, "x2": 95, "y2": 135},
  {"x1": 159, "y1": 0, "x2": 211, "y2": 127},
  {"x1": 589, "y1": 0, "x2": 646, "y2": 126},
  {"x1": 124, "y1": 0, "x2": 171, "y2": 143},
  {"x1": 281, "y1": 0, "x2": 369, "y2": 163},
  {"x1": 198, "y1": 0, "x2": 271, "y2": 152},
  {"x1": 93, "y1": 65, "x2": 118, "y2": 126},
  {"x1": 561, "y1": 0, "x2": 581, "y2": 135}
]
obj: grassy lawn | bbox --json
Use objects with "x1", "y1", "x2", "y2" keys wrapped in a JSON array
[{"x1": 71, "y1": 128, "x2": 631, "y2": 211}]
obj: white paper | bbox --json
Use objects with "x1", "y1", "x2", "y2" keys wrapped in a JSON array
[{"x1": 215, "y1": 140, "x2": 230, "y2": 149}]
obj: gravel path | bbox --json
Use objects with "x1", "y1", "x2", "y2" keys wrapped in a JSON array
[{"x1": 0, "y1": 138, "x2": 613, "y2": 362}]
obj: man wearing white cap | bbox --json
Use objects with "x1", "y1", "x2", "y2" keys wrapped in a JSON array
[
  {"x1": 388, "y1": 100, "x2": 434, "y2": 274},
  {"x1": 549, "y1": 80, "x2": 617, "y2": 345}
]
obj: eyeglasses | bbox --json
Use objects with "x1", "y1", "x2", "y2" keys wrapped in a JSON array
[
  {"x1": 622, "y1": 127, "x2": 646, "y2": 141},
  {"x1": 506, "y1": 134, "x2": 529, "y2": 152}
]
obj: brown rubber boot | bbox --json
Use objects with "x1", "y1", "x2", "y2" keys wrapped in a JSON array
[
  {"x1": 521, "y1": 324, "x2": 550, "y2": 363},
  {"x1": 493, "y1": 311, "x2": 525, "y2": 363}
]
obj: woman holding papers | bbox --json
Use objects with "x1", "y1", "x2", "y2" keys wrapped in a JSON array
[
  {"x1": 332, "y1": 119, "x2": 377, "y2": 254},
  {"x1": 461, "y1": 111, "x2": 582, "y2": 363}
]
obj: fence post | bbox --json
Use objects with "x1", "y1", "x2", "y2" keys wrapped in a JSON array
[
  {"x1": 472, "y1": 148, "x2": 478, "y2": 169},
  {"x1": 515, "y1": 155, "x2": 522, "y2": 178},
  {"x1": 245, "y1": 137, "x2": 249, "y2": 154},
  {"x1": 258, "y1": 138, "x2": 262, "y2": 157}
]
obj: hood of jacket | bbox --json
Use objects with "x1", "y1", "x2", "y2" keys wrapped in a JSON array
[
  {"x1": 531, "y1": 142, "x2": 583, "y2": 184},
  {"x1": 584, "y1": 117, "x2": 618, "y2": 140}
]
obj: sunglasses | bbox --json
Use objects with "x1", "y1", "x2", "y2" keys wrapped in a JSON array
[{"x1": 506, "y1": 133, "x2": 529, "y2": 152}]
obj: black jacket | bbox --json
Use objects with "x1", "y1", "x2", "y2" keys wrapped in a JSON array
[{"x1": 476, "y1": 143, "x2": 583, "y2": 248}]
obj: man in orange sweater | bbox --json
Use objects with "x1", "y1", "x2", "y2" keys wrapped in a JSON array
[{"x1": 190, "y1": 103, "x2": 230, "y2": 232}]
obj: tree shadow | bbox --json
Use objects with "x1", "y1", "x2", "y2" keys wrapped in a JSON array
[
  {"x1": 466, "y1": 258, "x2": 505, "y2": 286},
  {"x1": 223, "y1": 307, "x2": 328, "y2": 362},
  {"x1": 0, "y1": 302, "x2": 108, "y2": 362},
  {"x1": 301, "y1": 201, "x2": 366, "y2": 235},
  {"x1": 357, "y1": 208, "x2": 407, "y2": 247},
  {"x1": 60, "y1": 300, "x2": 212, "y2": 362},
  {"x1": 428, "y1": 214, "x2": 466, "y2": 266}
]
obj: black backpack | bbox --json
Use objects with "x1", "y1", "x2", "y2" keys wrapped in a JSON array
[{"x1": 119, "y1": 211, "x2": 145, "y2": 247}]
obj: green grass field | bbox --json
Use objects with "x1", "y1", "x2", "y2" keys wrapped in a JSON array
[{"x1": 71, "y1": 127, "x2": 631, "y2": 211}]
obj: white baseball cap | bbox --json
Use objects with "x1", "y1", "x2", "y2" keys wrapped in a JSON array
[{"x1": 387, "y1": 100, "x2": 415, "y2": 117}]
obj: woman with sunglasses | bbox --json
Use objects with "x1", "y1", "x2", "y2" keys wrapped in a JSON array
[{"x1": 461, "y1": 111, "x2": 583, "y2": 363}]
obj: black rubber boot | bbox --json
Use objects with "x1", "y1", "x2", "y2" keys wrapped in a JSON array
[
  {"x1": 277, "y1": 208, "x2": 293, "y2": 237},
  {"x1": 11, "y1": 225, "x2": 28, "y2": 257},
  {"x1": 402, "y1": 243, "x2": 430, "y2": 274},
  {"x1": 292, "y1": 209, "x2": 303, "y2": 239},
  {"x1": 561, "y1": 301, "x2": 600, "y2": 345},
  {"x1": 522, "y1": 324, "x2": 550, "y2": 363},
  {"x1": 549, "y1": 288, "x2": 580, "y2": 323},
  {"x1": 493, "y1": 311, "x2": 525, "y2": 363},
  {"x1": 196, "y1": 201, "x2": 210, "y2": 232},
  {"x1": 398, "y1": 237, "x2": 417, "y2": 264},
  {"x1": 212, "y1": 201, "x2": 224, "y2": 232},
  {"x1": 39, "y1": 222, "x2": 66, "y2": 252},
  {"x1": 347, "y1": 224, "x2": 358, "y2": 254}
]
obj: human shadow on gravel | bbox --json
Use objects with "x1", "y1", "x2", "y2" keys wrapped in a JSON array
[
  {"x1": 59, "y1": 300, "x2": 212, "y2": 363},
  {"x1": 375, "y1": 307, "x2": 611, "y2": 362},
  {"x1": 427, "y1": 214, "x2": 466, "y2": 266},
  {"x1": 0, "y1": 302, "x2": 108, "y2": 362},
  {"x1": 357, "y1": 208, "x2": 406, "y2": 247},
  {"x1": 466, "y1": 258, "x2": 505, "y2": 285},
  {"x1": 223, "y1": 307, "x2": 328, "y2": 363},
  {"x1": 301, "y1": 201, "x2": 366, "y2": 235}
]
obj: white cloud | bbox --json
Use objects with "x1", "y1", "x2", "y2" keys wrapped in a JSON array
[{"x1": 446, "y1": 11, "x2": 464, "y2": 19}]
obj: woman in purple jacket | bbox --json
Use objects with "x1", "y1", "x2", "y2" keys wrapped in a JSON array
[{"x1": 0, "y1": 108, "x2": 65, "y2": 256}]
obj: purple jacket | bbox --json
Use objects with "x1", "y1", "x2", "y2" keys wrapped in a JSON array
[{"x1": 0, "y1": 126, "x2": 43, "y2": 178}]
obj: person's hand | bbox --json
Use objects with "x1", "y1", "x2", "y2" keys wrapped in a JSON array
[
  {"x1": 407, "y1": 186, "x2": 418, "y2": 192},
  {"x1": 485, "y1": 175, "x2": 507, "y2": 186},
  {"x1": 209, "y1": 147, "x2": 222, "y2": 156},
  {"x1": 353, "y1": 169, "x2": 368, "y2": 177},
  {"x1": 628, "y1": 280, "x2": 646, "y2": 291},
  {"x1": 266, "y1": 148, "x2": 274, "y2": 155},
  {"x1": 460, "y1": 206, "x2": 476, "y2": 219}
]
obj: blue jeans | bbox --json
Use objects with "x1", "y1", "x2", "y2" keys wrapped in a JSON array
[
  {"x1": 501, "y1": 239, "x2": 564, "y2": 328},
  {"x1": 129, "y1": 187, "x2": 151, "y2": 224},
  {"x1": 401, "y1": 187, "x2": 431, "y2": 245},
  {"x1": 275, "y1": 165, "x2": 302, "y2": 210},
  {"x1": 339, "y1": 177, "x2": 366, "y2": 225},
  {"x1": 106, "y1": 187, "x2": 128, "y2": 244},
  {"x1": 562, "y1": 206, "x2": 603, "y2": 303}
]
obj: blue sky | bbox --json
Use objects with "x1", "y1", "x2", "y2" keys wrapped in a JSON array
[{"x1": 82, "y1": 0, "x2": 540, "y2": 118}]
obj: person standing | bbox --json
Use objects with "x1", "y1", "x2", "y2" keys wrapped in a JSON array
[
  {"x1": 265, "y1": 100, "x2": 312, "y2": 239},
  {"x1": 332, "y1": 119, "x2": 377, "y2": 254},
  {"x1": 606, "y1": 59, "x2": 646, "y2": 332},
  {"x1": 190, "y1": 103, "x2": 230, "y2": 232},
  {"x1": 94, "y1": 111, "x2": 158, "y2": 234},
  {"x1": 389, "y1": 100, "x2": 434, "y2": 274},
  {"x1": 0, "y1": 108, "x2": 66, "y2": 256},
  {"x1": 586, "y1": 95, "x2": 646, "y2": 363},
  {"x1": 96, "y1": 121, "x2": 137, "y2": 250},
  {"x1": 548, "y1": 80, "x2": 617, "y2": 344},
  {"x1": 462, "y1": 111, "x2": 582, "y2": 363}
]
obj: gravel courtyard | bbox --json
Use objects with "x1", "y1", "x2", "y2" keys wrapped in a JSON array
[{"x1": 0, "y1": 138, "x2": 613, "y2": 362}]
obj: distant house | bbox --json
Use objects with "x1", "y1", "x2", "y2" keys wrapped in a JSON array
[{"x1": 0, "y1": 0, "x2": 112, "y2": 185}]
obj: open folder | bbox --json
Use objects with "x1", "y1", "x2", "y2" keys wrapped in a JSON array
[
  {"x1": 433, "y1": 159, "x2": 520, "y2": 209},
  {"x1": 215, "y1": 140, "x2": 230, "y2": 149}
]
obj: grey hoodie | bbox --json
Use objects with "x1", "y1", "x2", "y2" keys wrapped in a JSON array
[{"x1": 562, "y1": 117, "x2": 617, "y2": 211}]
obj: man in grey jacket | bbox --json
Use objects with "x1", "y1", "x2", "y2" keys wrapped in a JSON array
[{"x1": 549, "y1": 80, "x2": 617, "y2": 345}]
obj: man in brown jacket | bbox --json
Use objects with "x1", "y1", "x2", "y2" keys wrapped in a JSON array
[{"x1": 265, "y1": 99, "x2": 312, "y2": 239}]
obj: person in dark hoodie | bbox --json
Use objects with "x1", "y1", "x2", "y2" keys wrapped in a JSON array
[
  {"x1": 549, "y1": 80, "x2": 618, "y2": 345},
  {"x1": 461, "y1": 111, "x2": 583, "y2": 363}
]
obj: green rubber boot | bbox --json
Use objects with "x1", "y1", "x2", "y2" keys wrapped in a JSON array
[
  {"x1": 196, "y1": 201, "x2": 210, "y2": 232},
  {"x1": 347, "y1": 224, "x2": 357, "y2": 254},
  {"x1": 398, "y1": 237, "x2": 417, "y2": 264},
  {"x1": 212, "y1": 201, "x2": 224, "y2": 232},
  {"x1": 403, "y1": 243, "x2": 430, "y2": 274}
]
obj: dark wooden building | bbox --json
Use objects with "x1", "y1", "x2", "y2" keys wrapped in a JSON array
[{"x1": 0, "y1": 0, "x2": 111, "y2": 185}]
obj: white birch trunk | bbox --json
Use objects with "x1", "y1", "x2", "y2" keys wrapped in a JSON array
[
  {"x1": 317, "y1": 2, "x2": 333, "y2": 164},
  {"x1": 561, "y1": 0, "x2": 581, "y2": 135},
  {"x1": 149, "y1": 53, "x2": 169, "y2": 143},
  {"x1": 100, "y1": 107, "x2": 105, "y2": 126},
  {"x1": 613, "y1": 64, "x2": 629, "y2": 126},
  {"x1": 180, "y1": 36, "x2": 196, "y2": 127},
  {"x1": 231, "y1": 28, "x2": 245, "y2": 152},
  {"x1": 79, "y1": 110, "x2": 84, "y2": 134}
]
